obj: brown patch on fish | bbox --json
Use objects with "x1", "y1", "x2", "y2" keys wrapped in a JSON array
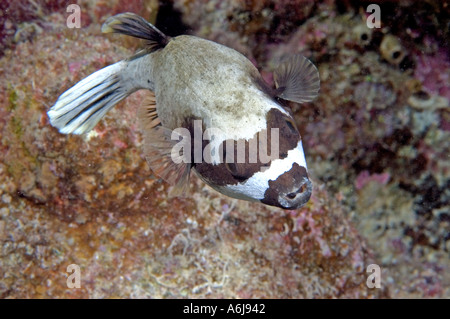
[
  {"x1": 194, "y1": 108, "x2": 301, "y2": 186},
  {"x1": 262, "y1": 163, "x2": 310, "y2": 208}
]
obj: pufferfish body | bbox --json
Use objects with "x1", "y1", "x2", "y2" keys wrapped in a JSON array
[{"x1": 48, "y1": 13, "x2": 320, "y2": 210}]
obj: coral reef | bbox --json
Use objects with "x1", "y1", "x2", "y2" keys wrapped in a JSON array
[
  {"x1": 0, "y1": 0, "x2": 448, "y2": 298},
  {"x1": 0, "y1": 29, "x2": 381, "y2": 297},
  {"x1": 261, "y1": 0, "x2": 450, "y2": 298}
]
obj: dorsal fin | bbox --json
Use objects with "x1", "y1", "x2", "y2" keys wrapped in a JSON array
[
  {"x1": 273, "y1": 54, "x2": 320, "y2": 104},
  {"x1": 102, "y1": 12, "x2": 170, "y2": 51}
]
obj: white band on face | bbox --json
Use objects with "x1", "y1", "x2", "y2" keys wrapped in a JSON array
[{"x1": 217, "y1": 140, "x2": 308, "y2": 201}]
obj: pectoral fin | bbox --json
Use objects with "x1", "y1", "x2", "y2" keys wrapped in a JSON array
[{"x1": 274, "y1": 54, "x2": 320, "y2": 103}]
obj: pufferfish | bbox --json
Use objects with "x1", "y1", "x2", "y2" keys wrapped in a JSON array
[{"x1": 48, "y1": 13, "x2": 320, "y2": 210}]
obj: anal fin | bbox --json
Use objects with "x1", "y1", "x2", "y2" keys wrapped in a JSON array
[
  {"x1": 137, "y1": 91, "x2": 161, "y2": 130},
  {"x1": 138, "y1": 93, "x2": 192, "y2": 196}
]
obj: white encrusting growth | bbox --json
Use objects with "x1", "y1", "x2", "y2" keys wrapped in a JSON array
[{"x1": 216, "y1": 140, "x2": 308, "y2": 201}]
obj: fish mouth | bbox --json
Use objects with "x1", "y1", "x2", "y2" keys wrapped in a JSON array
[{"x1": 278, "y1": 178, "x2": 312, "y2": 209}]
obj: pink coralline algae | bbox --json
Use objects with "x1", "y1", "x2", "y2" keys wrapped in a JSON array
[
  {"x1": 291, "y1": 208, "x2": 332, "y2": 258},
  {"x1": 414, "y1": 49, "x2": 450, "y2": 100},
  {"x1": 355, "y1": 171, "x2": 391, "y2": 191}
]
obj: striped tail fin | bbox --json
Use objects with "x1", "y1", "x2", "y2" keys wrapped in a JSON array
[
  {"x1": 48, "y1": 61, "x2": 129, "y2": 134},
  {"x1": 48, "y1": 12, "x2": 170, "y2": 135}
]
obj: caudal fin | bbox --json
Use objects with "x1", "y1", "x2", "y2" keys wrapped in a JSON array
[
  {"x1": 48, "y1": 61, "x2": 129, "y2": 134},
  {"x1": 48, "y1": 13, "x2": 169, "y2": 135}
]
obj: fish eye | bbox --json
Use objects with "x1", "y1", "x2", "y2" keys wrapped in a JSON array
[
  {"x1": 225, "y1": 162, "x2": 249, "y2": 182},
  {"x1": 285, "y1": 118, "x2": 298, "y2": 133},
  {"x1": 226, "y1": 162, "x2": 238, "y2": 174},
  {"x1": 286, "y1": 192, "x2": 297, "y2": 200}
]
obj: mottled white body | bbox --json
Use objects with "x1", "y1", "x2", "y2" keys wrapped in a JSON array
[{"x1": 148, "y1": 36, "x2": 288, "y2": 153}]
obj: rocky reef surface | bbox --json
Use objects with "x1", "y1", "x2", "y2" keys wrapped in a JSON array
[{"x1": 0, "y1": 0, "x2": 448, "y2": 298}]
